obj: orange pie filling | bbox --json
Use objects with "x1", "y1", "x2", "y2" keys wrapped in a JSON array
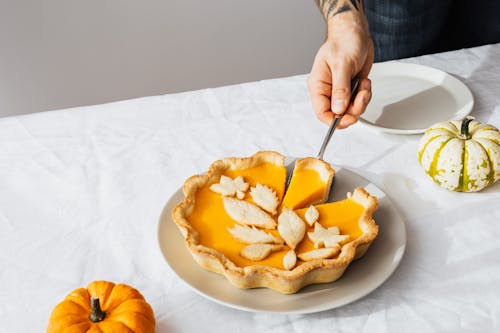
[
  {"x1": 186, "y1": 161, "x2": 367, "y2": 269},
  {"x1": 188, "y1": 194, "x2": 365, "y2": 268},
  {"x1": 281, "y1": 169, "x2": 326, "y2": 210},
  {"x1": 294, "y1": 200, "x2": 364, "y2": 256}
]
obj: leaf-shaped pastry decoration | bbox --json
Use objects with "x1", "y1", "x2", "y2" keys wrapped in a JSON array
[
  {"x1": 308, "y1": 222, "x2": 349, "y2": 248},
  {"x1": 210, "y1": 175, "x2": 249, "y2": 198},
  {"x1": 223, "y1": 197, "x2": 276, "y2": 229},
  {"x1": 277, "y1": 208, "x2": 306, "y2": 250},
  {"x1": 240, "y1": 244, "x2": 283, "y2": 261},
  {"x1": 283, "y1": 250, "x2": 297, "y2": 270},
  {"x1": 304, "y1": 205, "x2": 319, "y2": 226},
  {"x1": 297, "y1": 247, "x2": 340, "y2": 261},
  {"x1": 250, "y1": 183, "x2": 279, "y2": 215},
  {"x1": 227, "y1": 225, "x2": 282, "y2": 244}
]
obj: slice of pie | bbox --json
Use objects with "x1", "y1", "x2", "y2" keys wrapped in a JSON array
[
  {"x1": 172, "y1": 151, "x2": 378, "y2": 294},
  {"x1": 281, "y1": 158, "x2": 334, "y2": 210}
]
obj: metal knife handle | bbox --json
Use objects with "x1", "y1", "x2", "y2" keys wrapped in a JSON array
[{"x1": 316, "y1": 76, "x2": 360, "y2": 160}]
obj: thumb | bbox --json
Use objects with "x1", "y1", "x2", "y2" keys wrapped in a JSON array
[{"x1": 330, "y1": 61, "x2": 354, "y2": 115}]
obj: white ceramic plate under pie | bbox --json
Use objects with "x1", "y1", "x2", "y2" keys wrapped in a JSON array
[{"x1": 158, "y1": 166, "x2": 407, "y2": 314}]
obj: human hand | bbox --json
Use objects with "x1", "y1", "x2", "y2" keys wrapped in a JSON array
[{"x1": 308, "y1": 4, "x2": 374, "y2": 128}]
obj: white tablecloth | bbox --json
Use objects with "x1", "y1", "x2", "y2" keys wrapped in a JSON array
[{"x1": 1, "y1": 43, "x2": 500, "y2": 332}]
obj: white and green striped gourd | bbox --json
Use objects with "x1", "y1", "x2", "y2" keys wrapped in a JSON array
[{"x1": 418, "y1": 116, "x2": 500, "y2": 192}]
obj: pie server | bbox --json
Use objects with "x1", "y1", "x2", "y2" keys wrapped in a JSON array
[{"x1": 285, "y1": 76, "x2": 361, "y2": 189}]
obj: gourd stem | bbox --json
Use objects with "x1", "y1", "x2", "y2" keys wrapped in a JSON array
[
  {"x1": 460, "y1": 116, "x2": 475, "y2": 139},
  {"x1": 89, "y1": 297, "x2": 106, "y2": 323}
]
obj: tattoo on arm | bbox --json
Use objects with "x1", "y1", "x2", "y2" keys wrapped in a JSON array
[
  {"x1": 315, "y1": 0, "x2": 363, "y2": 20},
  {"x1": 349, "y1": 0, "x2": 358, "y2": 10}
]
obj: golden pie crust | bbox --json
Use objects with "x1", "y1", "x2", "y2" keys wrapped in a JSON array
[{"x1": 172, "y1": 151, "x2": 378, "y2": 294}]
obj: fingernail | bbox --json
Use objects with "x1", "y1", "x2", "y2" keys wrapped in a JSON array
[
  {"x1": 365, "y1": 79, "x2": 371, "y2": 90},
  {"x1": 362, "y1": 92, "x2": 370, "y2": 104},
  {"x1": 332, "y1": 99, "x2": 345, "y2": 114}
]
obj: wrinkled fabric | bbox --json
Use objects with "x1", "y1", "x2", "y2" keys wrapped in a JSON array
[{"x1": 1, "y1": 44, "x2": 500, "y2": 332}]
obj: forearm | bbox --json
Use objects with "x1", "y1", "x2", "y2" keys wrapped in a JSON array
[
  {"x1": 315, "y1": 0, "x2": 368, "y2": 41},
  {"x1": 315, "y1": 0, "x2": 364, "y2": 21}
]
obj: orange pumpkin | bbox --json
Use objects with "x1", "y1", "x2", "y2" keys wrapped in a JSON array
[{"x1": 47, "y1": 280, "x2": 155, "y2": 333}]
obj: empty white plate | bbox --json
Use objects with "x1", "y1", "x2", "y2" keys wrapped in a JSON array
[{"x1": 360, "y1": 62, "x2": 474, "y2": 134}]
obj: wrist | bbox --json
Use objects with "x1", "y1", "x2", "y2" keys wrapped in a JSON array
[
  {"x1": 326, "y1": 10, "x2": 367, "y2": 39},
  {"x1": 316, "y1": 0, "x2": 368, "y2": 38}
]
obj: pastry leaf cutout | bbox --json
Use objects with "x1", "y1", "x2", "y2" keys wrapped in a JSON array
[
  {"x1": 240, "y1": 244, "x2": 283, "y2": 261},
  {"x1": 228, "y1": 225, "x2": 282, "y2": 244},
  {"x1": 223, "y1": 197, "x2": 276, "y2": 229},
  {"x1": 283, "y1": 250, "x2": 297, "y2": 270},
  {"x1": 308, "y1": 222, "x2": 349, "y2": 248},
  {"x1": 304, "y1": 205, "x2": 319, "y2": 226},
  {"x1": 298, "y1": 247, "x2": 340, "y2": 261},
  {"x1": 250, "y1": 183, "x2": 279, "y2": 215},
  {"x1": 210, "y1": 175, "x2": 249, "y2": 199},
  {"x1": 277, "y1": 208, "x2": 306, "y2": 250}
]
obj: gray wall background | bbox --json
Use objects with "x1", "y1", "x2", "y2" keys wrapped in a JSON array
[{"x1": 0, "y1": 0, "x2": 325, "y2": 117}]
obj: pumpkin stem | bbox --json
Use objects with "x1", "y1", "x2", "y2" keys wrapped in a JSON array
[
  {"x1": 460, "y1": 116, "x2": 475, "y2": 139},
  {"x1": 89, "y1": 297, "x2": 106, "y2": 323}
]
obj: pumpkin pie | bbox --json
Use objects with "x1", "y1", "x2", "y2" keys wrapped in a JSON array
[
  {"x1": 281, "y1": 158, "x2": 334, "y2": 210},
  {"x1": 172, "y1": 151, "x2": 378, "y2": 294}
]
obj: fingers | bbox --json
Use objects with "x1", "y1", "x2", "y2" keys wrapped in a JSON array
[
  {"x1": 310, "y1": 88, "x2": 334, "y2": 125},
  {"x1": 337, "y1": 114, "x2": 359, "y2": 129},
  {"x1": 308, "y1": 59, "x2": 335, "y2": 125},
  {"x1": 308, "y1": 48, "x2": 373, "y2": 127},
  {"x1": 331, "y1": 40, "x2": 374, "y2": 127},
  {"x1": 337, "y1": 78, "x2": 372, "y2": 129},
  {"x1": 309, "y1": 76, "x2": 372, "y2": 127},
  {"x1": 330, "y1": 60, "x2": 353, "y2": 116},
  {"x1": 347, "y1": 78, "x2": 371, "y2": 117}
]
